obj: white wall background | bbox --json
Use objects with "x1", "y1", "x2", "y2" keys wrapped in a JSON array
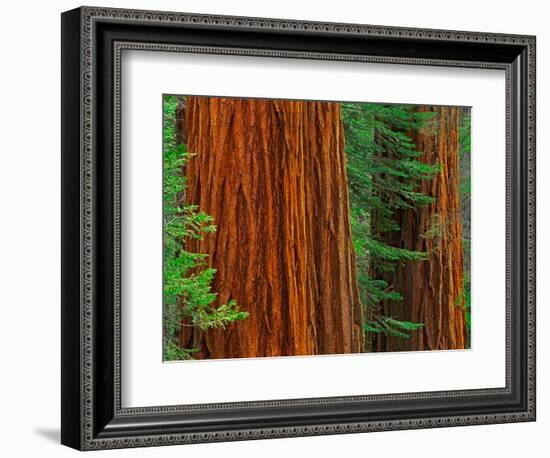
[{"x1": 0, "y1": 0, "x2": 545, "y2": 456}]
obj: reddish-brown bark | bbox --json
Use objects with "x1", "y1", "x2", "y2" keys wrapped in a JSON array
[
  {"x1": 179, "y1": 96, "x2": 363, "y2": 359},
  {"x1": 373, "y1": 107, "x2": 467, "y2": 352}
]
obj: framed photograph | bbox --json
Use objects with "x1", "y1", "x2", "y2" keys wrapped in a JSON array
[{"x1": 61, "y1": 6, "x2": 536, "y2": 450}]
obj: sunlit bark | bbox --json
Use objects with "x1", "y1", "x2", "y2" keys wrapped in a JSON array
[{"x1": 179, "y1": 97, "x2": 363, "y2": 358}]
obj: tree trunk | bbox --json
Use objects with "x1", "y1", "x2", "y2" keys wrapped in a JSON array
[
  {"x1": 175, "y1": 97, "x2": 186, "y2": 146},
  {"x1": 180, "y1": 97, "x2": 363, "y2": 359},
  {"x1": 373, "y1": 107, "x2": 467, "y2": 351}
]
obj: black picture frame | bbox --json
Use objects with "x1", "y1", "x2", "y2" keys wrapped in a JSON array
[{"x1": 61, "y1": 6, "x2": 536, "y2": 451}]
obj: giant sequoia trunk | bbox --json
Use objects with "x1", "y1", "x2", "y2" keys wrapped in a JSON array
[
  {"x1": 179, "y1": 97, "x2": 363, "y2": 359},
  {"x1": 373, "y1": 107, "x2": 467, "y2": 352}
]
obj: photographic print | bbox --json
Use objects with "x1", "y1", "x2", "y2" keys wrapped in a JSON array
[{"x1": 162, "y1": 95, "x2": 471, "y2": 361}]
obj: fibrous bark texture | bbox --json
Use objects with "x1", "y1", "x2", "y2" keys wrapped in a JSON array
[
  {"x1": 180, "y1": 97, "x2": 363, "y2": 359},
  {"x1": 374, "y1": 107, "x2": 467, "y2": 351}
]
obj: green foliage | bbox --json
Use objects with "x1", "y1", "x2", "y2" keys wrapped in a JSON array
[
  {"x1": 363, "y1": 316, "x2": 424, "y2": 339},
  {"x1": 463, "y1": 273, "x2": 471, "y2": 331},
  {"x1": 342, "y1": 103, "x2": 437, "y2": 341},
  {"x1": 458, "y1": 113, "x2": 472, "y2": 211},
  {"x1": 162, "y1": 95, "x2": 248, "y2": 361},
  {"x1": 458, "y1": 111, "x2": 472, "y2": 347},
  {"x1": 163, "y1": 341, "x2": 199, "y2": 361}
]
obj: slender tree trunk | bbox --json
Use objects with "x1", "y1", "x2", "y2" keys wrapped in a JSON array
[
  {"x1": 373, "y1": 107, "x2": 467, "y2": 351},
  {"x1": 175, "y1": 97, "x2": 186, "y2": 146},
  {"x1": 180, "y1": 97, "x2": 363, "y2": 359}
]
